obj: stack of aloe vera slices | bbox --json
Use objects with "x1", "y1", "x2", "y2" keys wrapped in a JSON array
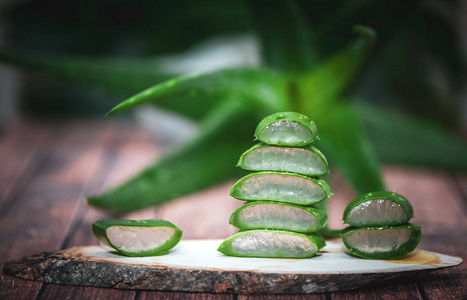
[
  {"x1": 218, "y1": 112, "x2": 331, "y2": 258},
  {"x1": 341, "y1": 191, "x2": 422, "y2": 259}
]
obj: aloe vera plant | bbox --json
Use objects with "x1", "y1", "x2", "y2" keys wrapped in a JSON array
[
  {"x1": 1, "y1": 1, "x2": 466, "y2": 215},
  {"x1": 92, "y1": 219, "x2": 183, "y2": 257}
]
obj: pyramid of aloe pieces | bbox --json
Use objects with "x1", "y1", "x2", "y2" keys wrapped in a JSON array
[
  {"x1": 341, "y1": 191, "x2": 422, "y2": 260},
  {"x1": 218, "y1": 112, "x2": 332, "y2": 258}
]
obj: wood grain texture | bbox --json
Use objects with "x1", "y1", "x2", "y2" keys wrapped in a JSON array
[
  {"x1": 35, "y1": 121, "x2": 144, "y2": 300},
  {"x1": 0, "y1": 120, "x2": 50, "y2": 209},
  {"x1": 0, "y1": 120, "x2": 466, "y2": 299},
  {"x1": 0, "y1": 120, "x2": 109, "y2": 299},
  {"x1": 238, "y1": 295, "x2": 325, "y2": 300},
  {"x1": 1, "y1": 246, "x2": 437, "y2": 295},
  {"x1": 3, "y1": 241, "x2": 461, "y2": 295}
]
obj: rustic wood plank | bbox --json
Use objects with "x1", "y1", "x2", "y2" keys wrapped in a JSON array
[
  {"x1": 414, "y1": 172, "x2": 467, "y2": 300},
  {"x1": 330, "y1": 283, "x2": 423, "y2": 300},
  {"x1": 0, "y1": 278, "x2": 41, "y2": 300},
  {"x1": 453, "y1": 174, "x2": 467, "y2": 218},
  {"x1": 417, "y1": 268, "x2": 467, "y2": 300},
  {"x1": 0, "y1": 121, "x2": 112, "y2": 300},
  {"x1": 0, "y1": 120, "x2": 50, "y2": 212},
  {"x1": 382, "y1": 167, "x2": 466, "y2": 299},
  {"x1": 454, "y1": 174, "x2": 467, "y2": 196},
  {"x1": 0, "y1": 121, "x2": 61, "y2": 300},
  {"x1": 383, "y1": 167, "x2": 467, "y2": 255},
  {"x1": 138, "y1": 291, "x2": 233, "y2": 300},
  {"x1": 36, "y1": 121, "x2": 143, "y2": 300},
  {"x1": 0, "y1": 119, "x2": 46, "y2": 162},
  {"x1": 238, "y1": 293, "x2": 325, "y2": 300},
  {"x1": 38, "y1": 284, "x2": 136, "y2": 300}
]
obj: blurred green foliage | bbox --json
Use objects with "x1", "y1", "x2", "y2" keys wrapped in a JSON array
[{"x1": 1, "y1": 0, "x2": 465, "y2": 214}]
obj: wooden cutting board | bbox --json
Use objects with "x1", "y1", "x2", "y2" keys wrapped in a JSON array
[{"x1": 3, "y1": 240, "x2": 462, "y2": 294}]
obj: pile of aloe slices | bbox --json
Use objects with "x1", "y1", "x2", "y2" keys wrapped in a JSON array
[
  {"x1": 218, "y1": 112, "x2": 331, "y2": 258},
  {"x1": 341, "y1": 191, "x2": 422, "y2": 259}
]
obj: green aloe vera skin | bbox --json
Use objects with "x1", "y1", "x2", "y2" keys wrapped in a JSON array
[
  {"x1": 92, "y1": 219, "x2": 183, "y2": 257},
  {"x1": 230, "y1": 172, "x2": 332, "y2": 206},
  {"x1": 218, "y1": 230, "x2": 326, "y2": 258},
  {"x1": 237, "y1": 143, "x2": 329, "y2": 177},
  {"x1": 254, "y1": 112, "x2": 318, "y2": 146},
  {"x1": 229, "y1": 201, "x2": 328, "y2": 233},
  {"x1": 342, "y1": 224, "x2": 422, "y2": 260},
  {"x1": 343, "y1": 191, "x2": 414, "y2": 227}
]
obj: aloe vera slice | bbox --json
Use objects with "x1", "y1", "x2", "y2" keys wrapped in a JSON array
[
  {"x1": 92, "y1": 219, "x2": 183, "y2": 257},
  {"x1": 237, "y1": 143, "x2": 329, "y2": 177},
  {"x1": 342, "y1": 224, "x2": 422, "y2": 260},
  {"x1": 230, "y1": 172, "x2": 332, "y2": 205},
  {"x1": 254, "y1": 112, "x2": 318, "y2": 146},
  {"x1": 218, "y1": 230, "x2": 326, "y2": 258},
  {"x1": 343, "y1": 191, "x2": 414, "y2": 227},
  {"x1": 230, "y1": 201, "x2": 327, "y2": 233}
]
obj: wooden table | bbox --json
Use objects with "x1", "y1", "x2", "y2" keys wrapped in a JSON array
[{"x1": 0, "y1": 119, "x2": 465, "y2": 299}]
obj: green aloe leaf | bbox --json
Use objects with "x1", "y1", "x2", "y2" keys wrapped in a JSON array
[
  {"x1": 294, "y1": 25, "x2": 383, "y2": 195},
  {"x1": 0, "y1": 47, "x2": 215, "y2": 120},
  {"x1": 316, "y1": 104, "x2": 385, "y2": 194},
  {"x1": 0, "y1": 48, "x2": 285, "y2": 121},
  {"x1": 87, "y1": 99, "x2": 258, "y2": 214},
  {"x1": 246, "y1": 0, "x2": 316, "y2": 72},
  {"x1": 106, "y1": 68, "x2": 289, "y2": 117},
  {"x1": 0, "y1": 47, "x2": 172, "y2": 97},
  {"x1": 297, "y1": 25, "x2": 376, "y2": 115},
  {"x1": 313, "y1": 0, "x2": 420, "y2": 55},
  {"x1": 355, "y1": 103, "x2": 467, "y2": 171},
  {"x1": 89, "y1": 67, "x2": 290, "y2": 214}
]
